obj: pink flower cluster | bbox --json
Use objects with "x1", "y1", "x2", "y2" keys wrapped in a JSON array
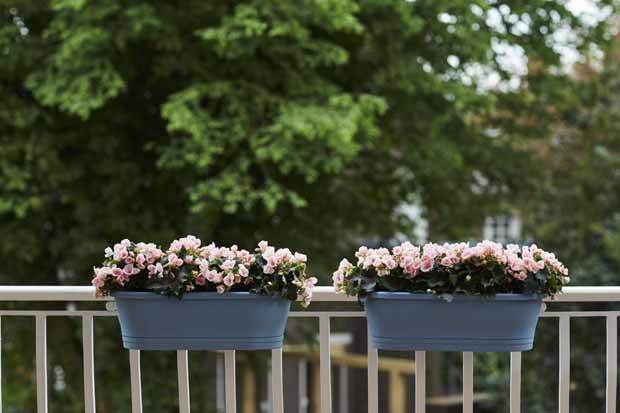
[
  {"x1": 92, "y1": 236, "x2": 316, "y2": 306},
  {"x1": 257, "y1": 240, "x2": 308, "y2": 274},
  {"x1": 188, "y1": 241, "x2": 257, "y2": 294},
  {"x1": 333, "y1": 240, "x2": 569, "y2": 294},
  {"x1": 332, "y1": 258, "x2": 354, "y2": 291},
  {"x1": 254, "y1": 241, "x2": 315, "y2": 306},
  {"x1": 93, "y1": 240, "x2": 164, "y2": 293}
]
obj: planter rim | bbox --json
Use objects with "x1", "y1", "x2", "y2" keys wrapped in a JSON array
[
  {"x1": 112, "y1": 291, "x2": 286, "y2": 301},
  {"x1": 369, "y1": 292, "x2": 541, "y2": 302}
]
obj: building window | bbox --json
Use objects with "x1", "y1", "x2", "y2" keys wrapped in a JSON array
[{"x1": 483, "y1": 215, "x2": 521, "y2": 244}]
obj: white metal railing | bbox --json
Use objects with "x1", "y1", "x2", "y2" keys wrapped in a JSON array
[{"x1": 0, "y1": 285, "x2": 619, "y2": 413}]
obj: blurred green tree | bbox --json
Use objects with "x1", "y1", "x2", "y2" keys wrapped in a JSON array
[
  {"x1": 514, "y1": 36, "x2": 620, "y2": 413},
  {"x1": 0, "y1": 0, "x2": 615, "y2": 411}
]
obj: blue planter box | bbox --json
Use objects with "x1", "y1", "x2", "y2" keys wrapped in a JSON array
[
  {"x1": 366, "y1": 292, "x2": 542, "y2": 352},
  {"x1": 113, "y1": 292, "x2": 290, "y2": 350}
]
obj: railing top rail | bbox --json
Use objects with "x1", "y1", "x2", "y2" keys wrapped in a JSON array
[{"x1": 0, "y1": 285, "x2": 618, "y2": 302}]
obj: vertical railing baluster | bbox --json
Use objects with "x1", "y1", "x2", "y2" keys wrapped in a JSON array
[
  {"x1": 177, "y1": 350, "x2": 190, "y2": 413},
  {"x1": 224, "y1": 350, "x2": 236, "y2": 413},
  {"x1": 415, "y1": 351, "x2": 426, "y2": 413},
  {"x1": 368, "y1": 331, "x2": 379, "y2": 413},
  {"x1": 82, "y1": 316, "x2": 96, "y2": 413},
  {"x1": 367, "y1": 335, "x2": 379, "y2": 413},
  {"x1": 0, "y1": 316, "x2": 2, "y2": 413},
  {"x1": 559, "y1": 316, "x2": 570, "y2": 413},
  {"x1": 319, "y1": 315, "x2": 332, "y2": 413},
  {"x1": 607, "y1": 316, "x2": 617, "y2": 413},
  {"x1": 216, "y1": 354, "x2": 225, "y2": 411},
  {"x1": 510, "y1": 352, "x2": 522, "y2": 413},
  {"x1": 36, "y1": 315, "x2": 47, "y2": 413},
  {"x1": 129, "y1": 350, "x2": 143, "y2": 413},
  {"x1": 298, "y1": 359, "x2": 308, "y2": 413},
  {"x1": 339, "y1": 365, "x2": 349, "y2": 413},
  {"x1": 271, "y1": 349, "x2": 284, "y2": 413},
  {"x1": 462, "y1": 352, "x2": 473, "y2": 413}
]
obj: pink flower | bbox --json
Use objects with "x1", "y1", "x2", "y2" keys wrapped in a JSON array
[
  {"x1": 112, "y1": 267, "x2": 123, "y2": 278},
  {"x1": 238, "y1": 265, "x2": 249, "y2": 277},
  {"x1": 263, "y1": 264, "x2": 274, "y2": 274},
  {"x1": 207, "y1": 270, "x2": 223, "y2": 283},
  {"x1": 115, "y1": 249, "x2": 128, "y2": 261},
  {"x1": 355, "y1": 246, "x2": 368, "y2": 258},
  {"x1": 167, "y1": 253, "x2": 184, "y2": 267},
  {"x1": 92, "y1": 276, "x2": 105, "y2": 288},
  {"x1": 513, "y1": 272, "x2": 528, "y2": 281},
  {"x1": 123, "y1": 264, "x2": 138, "y2": 276},
  {"x1": 180, "y1": 235, "x2": 201, "y2": 250},
  {"x1": 135, "y1": 254, "x2": 146, "y2": 268},
  {"x1": 423, "y1": 244, "x2": 440, "y2": 260},
  {"x1": 420, "y1": 256, "x2": 434, "y2": 272},
  {"x1": 294, "y1": 252, "x2": 307, "y2": 263},
  {"x1": 223, "y1": 274, "x2": 235, "y2": 287},
  {"x1": 523, "y1": 258, "x2": 539, "y2": 273},
  {"x1": 404, "y1": 264, "x2": 418, "y2": 276},
  {"x1": 169, "y1": 240, "x2": 183, "y2": 253},
  {"x1": 440, "y1": 256, "x2": 453, "y2": 267},
  {"x1": 268, "y1": 255, "x2": 280, "y2": 267},
  {"x1": 258, "y1": 240, "x2": 269, "y2": 252},
  {"x1": 216, "y1": 285, "x2": 226, "y2": 294},
  {"x1": 332, "y1": 271, "x2": 344, "y2": 285},
  {"x1": 221, "y1": 260, "x2": 235, "y2": 271},
  {"x1": 461, "y1": 247, "x2": 476, "y2": 260},
  {"x1": 195, "y1": 274, "x2": 206, "y2": 286},
  {"x1": 147, "y1": 263, "x2": 163, "y2": 278}
]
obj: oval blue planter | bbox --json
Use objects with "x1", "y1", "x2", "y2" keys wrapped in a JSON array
[
  {"x1": 113, "y1": 291, "x2": 291, "y2": 350},
  {"x1": 366, "y1": 292, "x2": 543, "y2": 352}
]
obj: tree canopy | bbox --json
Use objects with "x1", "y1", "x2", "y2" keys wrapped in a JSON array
[
  {"x1": 2, "y1": 0, "x2": 614, "y2": 279},
  {"x1": 1, "y1": 0, "x2": 618, "y2": 411}
]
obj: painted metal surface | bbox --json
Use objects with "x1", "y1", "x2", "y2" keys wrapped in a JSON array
[
  {"x1": 510, "y1": 352, "x2": 522, "y2": 413},
  {"x1": 129, "y1": 350, "x2": 142, "y2": 413},
  {"x1": 82, "y1": 316, "x2": 96, "y2": 413},
  {"x1": 319, "y1": 315, "x2": 332, "y2": 413},
  {"x1": 224, "y1": 350, "x2": 236, "y2": 413},
  {"x1": 1, "y1": 285, "x2": 618, "y2": 302},
  {"x1": 177, "y1": 350, "x2": 190, "y2": 413},
  {"x1": 367, "y1": 336, "x2": 379, "y2": 413},
  {"x1": 462, "y1": 352, "x2": 474, "y2": 413},
  {"x1": 559, "y1": 316, "x2": 571, "y2": 413},
  {"x1": 415, "y1": 351, "x2": 426, "y2": 413},
  {"x1": 0, "y1": 286, "x2": 617, "y2": 413},
  {"x1": 366, "y1": 292, "x2": 542, "y2": 351},
  {"x1": 36, "y1": 316, "x2": 47, "y2": 413},
  {"x1": 114, "y1": 292, "x2": 291, "y2": 350},
  {"x1": 607, "y1": 316, "x2": 617, "y2": 413},
  {"x1": 271, "y1": 349, "x2": 284, "y2": 413}
]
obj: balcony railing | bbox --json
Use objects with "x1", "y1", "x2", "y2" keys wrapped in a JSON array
[{"x1": 0, "y1": 285, "x2": 618, "y2": 413}]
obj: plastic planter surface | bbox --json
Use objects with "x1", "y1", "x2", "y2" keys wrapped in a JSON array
[
  {"x1": 113, "y1": 292, "x2": 290, "y2": 350},
  {"x1": 365, "y1": 292, "x2": 542, "y2": 352}
]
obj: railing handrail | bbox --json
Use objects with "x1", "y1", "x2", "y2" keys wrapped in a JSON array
[
  {"x1": 0, "y1": 285, "x2": 618, "y2": 413},
  {"x1": 0, "y1": 285, "x2": 618, "y2": 302}
]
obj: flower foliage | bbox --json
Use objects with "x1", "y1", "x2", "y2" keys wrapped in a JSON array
[
  {"x1": 93, "y1": 236, "x2": 317, "y2": 307},
  {"x1": 333, "y1": 241, "x2": 569, "y2": 301}
]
